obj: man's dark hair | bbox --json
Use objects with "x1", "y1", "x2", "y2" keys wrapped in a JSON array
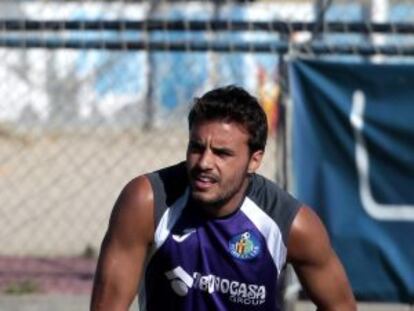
[{"x1": 188, "y1": 85, "x2": 268, "y2": 153}]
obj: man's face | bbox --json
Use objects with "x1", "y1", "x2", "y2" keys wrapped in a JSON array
[{"x1": 186, "y1": 120, "x2": 263, "y2": 213}]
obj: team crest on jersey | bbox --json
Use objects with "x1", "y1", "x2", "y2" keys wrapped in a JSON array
[{"x1": 228, "y1": 230, "x2": 261, "y2": 260}]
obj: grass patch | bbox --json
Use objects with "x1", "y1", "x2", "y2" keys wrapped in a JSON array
[{"x1": 4, "y1": 280, "x2": 41, "y2": 295}]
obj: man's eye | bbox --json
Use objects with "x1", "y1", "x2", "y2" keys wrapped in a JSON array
[
  {"x1": 216, "y1": 150, "x2": 232, "y2": 157},
  {"x1": 189, "y1": 143, "x2": 203, "y2": 152}
]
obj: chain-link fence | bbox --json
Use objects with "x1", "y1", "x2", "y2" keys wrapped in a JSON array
[{"x1": 1, "y1": 0, "x2": 413, "y2": 298}]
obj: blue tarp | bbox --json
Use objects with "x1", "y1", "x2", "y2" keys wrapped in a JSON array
[{"x1": 290, "y1": 59, "x2": 414, "y2": 302}]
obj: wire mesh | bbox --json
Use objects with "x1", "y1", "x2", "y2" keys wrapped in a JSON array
[{"x1": 0, "y1": 0, "x2": 413, "y2": 297}]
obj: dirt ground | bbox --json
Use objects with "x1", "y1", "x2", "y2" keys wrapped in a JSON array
[{"x1": 0, "y1": 256, "x2": 95, "y2": 295}]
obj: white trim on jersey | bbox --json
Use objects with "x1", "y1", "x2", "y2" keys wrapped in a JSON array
[
  {"x1": 152, "y1": 187, "x2": 190, "y2": 254},
  {"x1": 241, "y1": 196, "x2": 287, "y2": 276},
  {"x1": 139, "y1": 188, "x2": 189, "y2": 311}
]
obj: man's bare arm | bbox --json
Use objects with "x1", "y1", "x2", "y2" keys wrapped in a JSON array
[
  {"x1": 287, "y1": 206, "x2": 356, "y2": 311},
  {"x1": 90, "y1": 176, "x2": 154, "y2": 311}
]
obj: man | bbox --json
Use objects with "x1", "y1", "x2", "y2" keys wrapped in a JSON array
[{"x1": 91, "y1": 85, "x2": 356, "y2": 311}]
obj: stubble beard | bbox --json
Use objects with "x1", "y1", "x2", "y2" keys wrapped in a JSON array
[{"x1": 190, "y1": 172, "x2": 249, "y2": 214}]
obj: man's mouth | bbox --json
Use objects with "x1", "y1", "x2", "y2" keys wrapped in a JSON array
[{"x1": 192, "y1": 173, "x2": 218, "y2": 191}]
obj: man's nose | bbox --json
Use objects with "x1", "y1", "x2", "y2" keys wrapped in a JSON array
[{"x1": 198, "y1": 149, "x2": 213, "y2": 170}]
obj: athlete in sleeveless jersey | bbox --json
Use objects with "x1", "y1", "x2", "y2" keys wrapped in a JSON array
[
  {"x1": 140, "y1": 162, "x2": 300, "y2": 311},
  {"x1": 91, "y1": 86, "x2": 356, "y2": 311}
]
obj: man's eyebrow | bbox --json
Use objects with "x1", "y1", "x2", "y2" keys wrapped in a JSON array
[
  {"x1": 211, "y1": 146, "x2": 235, "y2": 155},
  {"x1": 188, "y1": 139, "x2": 204, "y2": 146},
  {"x1": 188, "y1": 140, "x2": 234, "y2": 155}
]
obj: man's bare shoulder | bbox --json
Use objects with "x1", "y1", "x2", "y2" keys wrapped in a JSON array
[
  {"x1": 286, "y1": 206, "x2": 356, "y2": 310},
  {"x1": 120, "y1": 174, "x2": 154, "y2": 209},
  {"x1": 91, "y1": 175, "x2": 155, "y2": 311},
  {"x1": 107, "y1": 174, "x2": 155, "y2": 244},
  {"x1": 287, "y1": 205, "x2": 331, "y2": 264}
]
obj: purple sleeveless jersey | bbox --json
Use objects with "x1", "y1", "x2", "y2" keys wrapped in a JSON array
[{"x1": 140, "y1": 162, "x2": 300, "y2": 311}]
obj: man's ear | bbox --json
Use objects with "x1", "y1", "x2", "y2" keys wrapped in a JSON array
[{"x1": 248, "y1": 150, "x2": 264, "y2": 174}]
